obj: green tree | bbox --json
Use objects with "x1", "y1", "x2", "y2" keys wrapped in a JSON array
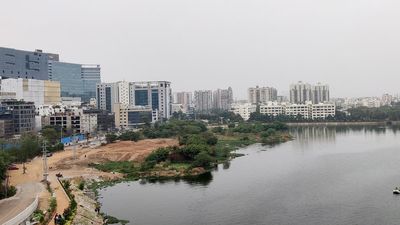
[
  {"x1": 192, "y1": 152, "x2": 214, "y2": 168},
  {"x1": 106, "y1": 133, "x2": 117, "y2": 144},
  {"x1": 41, "y1": 127, "x2": 59, "y2": 145}
]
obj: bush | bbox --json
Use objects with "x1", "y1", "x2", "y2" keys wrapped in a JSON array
[
  {"x1": 78, "y1": 181, "x2": 85, "y2": 190},
  {"x1": 192, "y1": 152, "x2": 214, "y2": 168},
  {"x1": 106, "y1": 133, "x2": 117, "y2": 143},
  {"x1": 180, "y1": 144, "x2": 209, "y2": 160},
  {"x1": 119, "y1": 131, "x2": 141, "y2": 142},
  {"x1": 145, "y1": 148, "x2": 170, "y2": 163}
]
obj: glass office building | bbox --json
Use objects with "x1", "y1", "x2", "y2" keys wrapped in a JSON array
[
  {"x1": 49, "y1": 61, "x2": 83, "y2": 98},
  {"x1": 49, "y1": 61, "x2": 101, "y2": 102}
]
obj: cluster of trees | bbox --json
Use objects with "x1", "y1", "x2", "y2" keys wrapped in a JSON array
[
  {"x1": 143, "y1": 132, "x2": 220, "y2": 170},
  {"x1": 105, "y1": 131, "x2": 142, "y2": 143}
]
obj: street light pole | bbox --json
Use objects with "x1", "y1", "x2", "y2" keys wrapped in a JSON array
[{"x1": 42, "y1": 141, "x2": 48, "y2": 182}]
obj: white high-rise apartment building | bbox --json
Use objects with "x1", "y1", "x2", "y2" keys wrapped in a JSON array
[
  {"x1": 312, "y1": 83, "x2": 330, "y2": 104},
  {"x1": 174, "y1": 92, "x2": 192, "y2": 112},
  {"x1": 289, "y1": 81, "x2": 312, "y2": 104},
  {"x1": 248, "y1": 86, "x2": 278, "y2": 104},
  {"x1": 117, "y1": 81, "x2": 130, "y2": 106},
  {"x1": 290, "y1": 81, "x2": 330, "y2": 104},
  {"x1": 194, "y1": 90, "x2": 213, "y2": 113},
  {"x1": 213, "y1": 87, "x2": 233, "y2": 111}
]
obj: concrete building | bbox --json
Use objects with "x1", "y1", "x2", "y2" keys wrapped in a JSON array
[
  {"x1": 80, "y1": 111, "x2": 98, "y2": 134},
  {"x1": 230, "y1": 103, "x2": 257, "y2": 121},
  {"x1": 290, "y1": 81, "x2": 330, "y2": 104},
  {"x1": 310, "y1": 103, "x2": 336, "y2": 119},
  {"x1": 248, "y1": 86, "x2": 278, "y2": 104},
  {"x1": 1, "y1": 100, "x2": 36, "y2": 134},
  {"x1": 284, "y1": 104, "x2": 311, "y2": 119},
  {"x1": 213, "y1": 87, "x2": 233, "y2": 111},
  {"x1": 194, "y1": 90, "x2": 213, "y2": 113},
  {"x1": 129, "y1": 81, "x2": 172, "y2": 119},
  {"x1": 96, "y1": 83, "x2": 119, "y2": 113},
  {"x1": 259, "y1": 102, "x2": 284, "y2": 116},
  {"x1": 117, "y1": 81, "x2": 130, "y2": 106},
  {"x1": 289, "y1": 81, "x2": 313, "y2": 104},
  {"x1": 0, "y1": 47, "x2": 59, "y2": 80},
  {"x1": 174, "y1": 92, "x2": 192, "y2": 113},
  {"x1": 312, "y1": 83, "x2": 330, "y2": 104},
  {"x1": 0, "y1": 105, "x2": 14, "y2": 137},
  {"x1": 1, "y1": 78, "x2": 61, "y2": 108},
  {"x1": 42, "y1": 113, "x2": 81, "y2": 135},
  {"x1": 114, "y1": 103, "x2": 156, "y2": 129}
]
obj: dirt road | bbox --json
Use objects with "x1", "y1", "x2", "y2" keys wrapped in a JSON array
[{"x1": 5, "y1": 138, "x2": 178, "y2": 224}]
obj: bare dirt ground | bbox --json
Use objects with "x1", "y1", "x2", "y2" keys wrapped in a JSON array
[
  {"x1": 53, "y1": 139, "x2": 179, "y2": 170},
  {"x1": 7, "y1": 138, "x2": 177, "y2": 225}
]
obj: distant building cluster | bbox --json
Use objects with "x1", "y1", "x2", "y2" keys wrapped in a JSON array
[
  {"x1": 96, "y1": 81, "x2": 172, "y2": 129},
  {"x1": 231, "y1": 102, "x2": 335, "y2": 121},
  {"x1": 2, "y1": 45, "x2": 399, "y2": 138}
]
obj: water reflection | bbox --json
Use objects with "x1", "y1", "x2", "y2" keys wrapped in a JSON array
[{"x1": 139, "y1": 172, "x2": 213, "y2": 186}]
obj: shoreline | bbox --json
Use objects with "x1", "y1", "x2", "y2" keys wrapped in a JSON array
[{"x1": 286, "y1": 121, "x2": 400, "y2": 126}]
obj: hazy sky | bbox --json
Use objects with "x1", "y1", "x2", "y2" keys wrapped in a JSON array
[{"x1": 1, "y1": 0, "x2": 400, "y2": 99}]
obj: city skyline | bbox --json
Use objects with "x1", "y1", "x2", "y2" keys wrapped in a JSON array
[{"x1": 2, "y1": 0, "x2": 400, "y2": 99}]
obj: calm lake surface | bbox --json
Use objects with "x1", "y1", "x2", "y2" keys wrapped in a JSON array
[{"x1": 99, "y1": 126, "x2": 400, "y2": 225}]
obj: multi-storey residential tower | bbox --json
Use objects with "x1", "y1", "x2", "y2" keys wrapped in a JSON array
[
  {"x1": 194, "y1": 90, "x2": 213, "y2": 113},
  {"x1": 174, "y1": 92, "x2": 192, "y2": 113},
  {"x1": 213, "y1": 87, "x2": 233, "y2": 111},
  {"x1": 248, "y1": 86, "x2": 278, "y2": 104},
  {"x1": 289, "y1": 81, "x2": 312, "y2": 104},
  {"x1": 312, "y1": 83, "x2": 330, "y2": 104}
]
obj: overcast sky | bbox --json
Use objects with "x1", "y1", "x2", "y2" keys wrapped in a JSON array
[{"x1": 1, "y1": 0, "x2": 400, "y2": 99}]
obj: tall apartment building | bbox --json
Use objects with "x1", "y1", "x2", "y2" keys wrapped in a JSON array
[
  {"x1": 96, "y1": 83, "x2": 119, "y2": 113},
  {"x1": 117, "y1": 81, "x2": 130, "y2": 105},
  {"x1": 290, "y1": 81, "x2": 330, "y2": 104},
  {"x1": 248, "y1": 86, "x2": 278, "y2": 104},
  {"x1": 312, "y1": 83, "x2": 330, "y2": 104},
  {"x1": 194, "y1": 90, "x2": 213, "y2": 113},
  {"x1": 0, "y1": 47, "x2": 59, "y2": 80},
  {"x1": 289, "y1": 81, "x2": 312, "y2": 104},
  {"x1": 1, "y1": 78, "x2": 61, "y2": 108},
  {"x1": 213, "y1": 87, "x2": 233, "y2": 111},
  {"x1": 174, "y1": 92, "x2": 192, "y2": 113}
]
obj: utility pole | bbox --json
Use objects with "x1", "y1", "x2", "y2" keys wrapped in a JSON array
[
  {"x1": 73, "y1": 134, "x2": 78, "y2": 160},
  {"x1": 42, "y1": 141, "x2": 48, "y2": 182}
]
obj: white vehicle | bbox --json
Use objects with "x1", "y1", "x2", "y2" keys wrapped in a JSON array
[{"x1": 393, "y1": 188, "x2": 400, "y2": 195}]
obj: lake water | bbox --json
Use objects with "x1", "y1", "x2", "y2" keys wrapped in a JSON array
[{"x1": 99, "y1": 126, "x2": 400, "y2": 225}]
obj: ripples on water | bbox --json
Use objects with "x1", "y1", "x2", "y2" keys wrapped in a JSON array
[{"x1": 100, "y1": 125, "x2": 400, "y2": 225}]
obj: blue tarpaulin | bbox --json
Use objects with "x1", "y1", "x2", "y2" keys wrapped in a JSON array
[{"x1": 61, "y1": 134, "x2": 86, "y2": 144}]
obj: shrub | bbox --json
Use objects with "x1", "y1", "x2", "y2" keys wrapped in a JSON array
[
  {"x1": 78, "y1": 181, "x2": 85, "y2": 190},
  {"x1": 105, "y1": 133, "x2": 117, "y2": 143},
  {"x1": 192, "y1": 152, "x2": 214, "y2": 168},
  {"x1": 145, "y1": 148, "x2": 170, "y2": 163}
]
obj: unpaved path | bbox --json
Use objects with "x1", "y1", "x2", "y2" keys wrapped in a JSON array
[{"x1": 6, "y1": 138, "x2": 177, "y2": 224}]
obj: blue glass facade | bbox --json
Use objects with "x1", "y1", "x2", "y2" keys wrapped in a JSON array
[
  {"x1": 82, "y1": 65, "x2": 101, "y2": 102},
  {"x1": 151, "y1": 90, "x2": 159, "y2": 110},
  {"x1": 49, "y1": 61, "x2": 83, "y2": 98},
  {"x1": 105, "y1": 87, "x2": 112, "y2": 112},
  {"x1": 135, "y1": 90, "x2": 148, "y2": 106},
  {"x1": 128, "y1": 111, "x2": 152, "y2": 125}
]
